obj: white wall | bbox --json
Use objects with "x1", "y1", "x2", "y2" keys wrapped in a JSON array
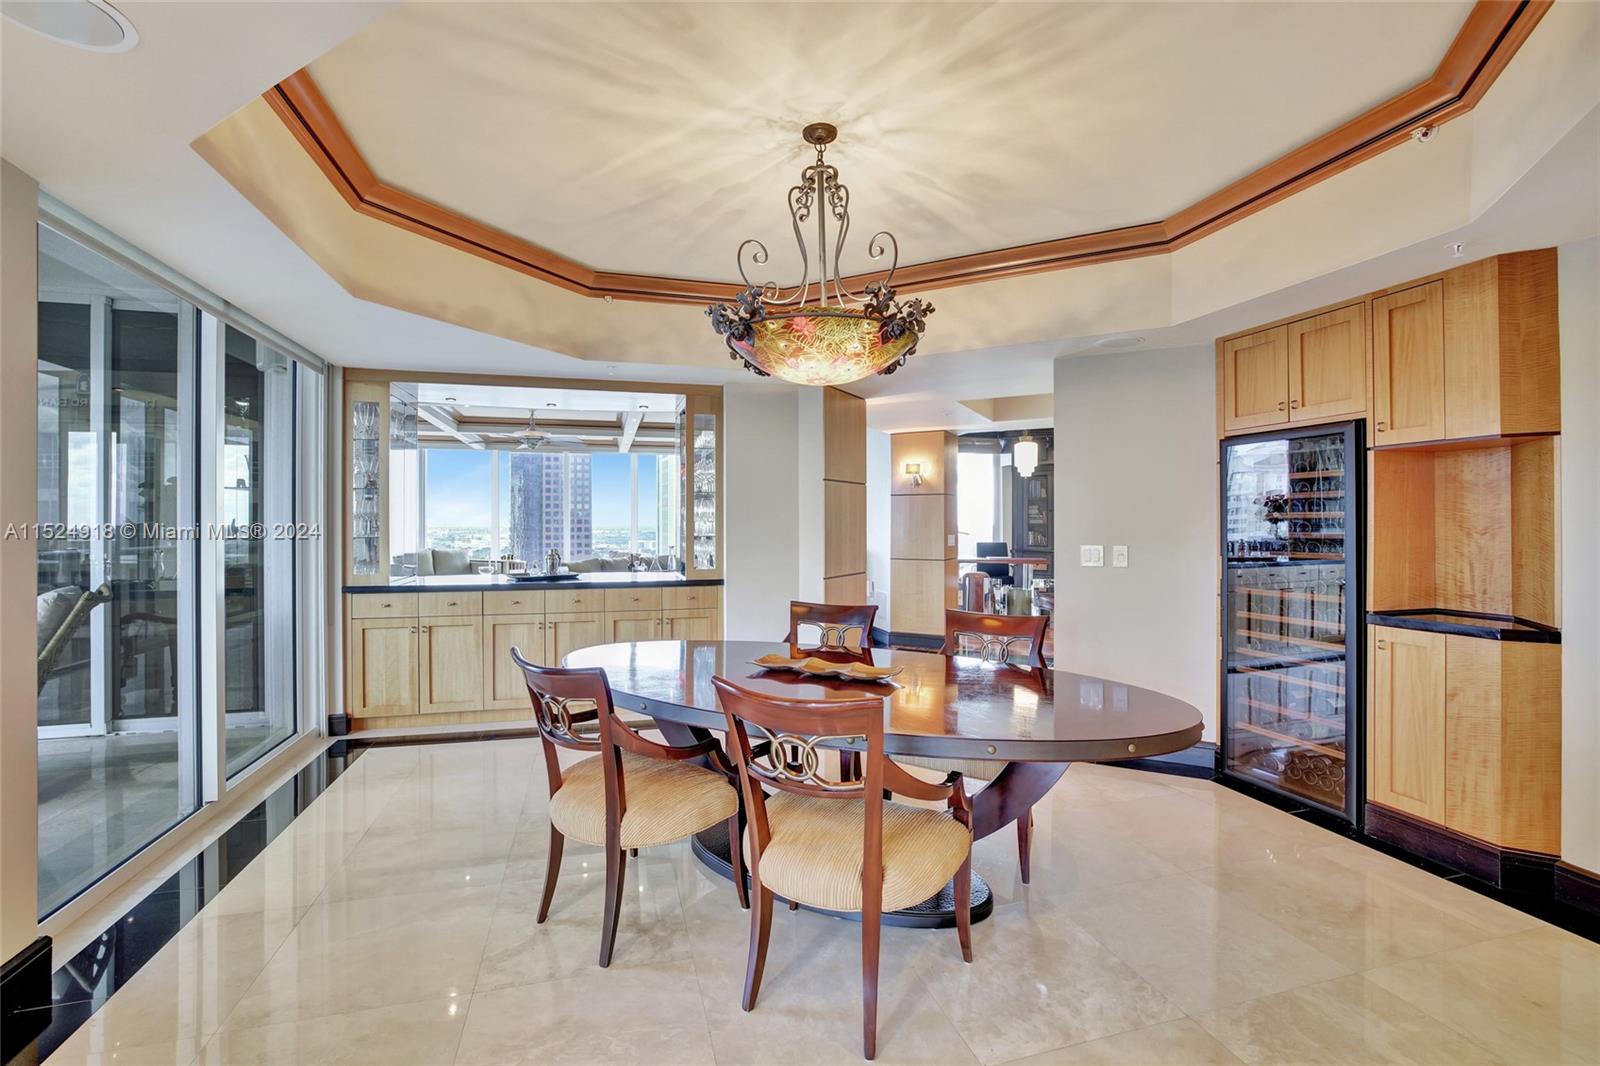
[
  {"x1": 865, "y1": 428, "x2": 892, "y2": 627},
  {"x1": 1559, "y1": 237, "x2": 1600, "y2": 875},
  {"x1": 1053, "y1": 346, "x2": 1220, "y2": 739},
  {"x1": 722, "y1": 385, "x2": 802, "y2": 640},
  {"x1": 795, "y1": 389, "x2": 826, "y2": 603},
  {"x1": 0, "y1": 159, "x2": 40, "y2": 954}
]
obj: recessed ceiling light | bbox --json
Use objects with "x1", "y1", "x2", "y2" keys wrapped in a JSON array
[
  {"x1": 1, "y1": 0, "x2": 137, "y2": 52},
  {"x1": 1092, "y1": 334, "x2": 1146, "y2": 351}
]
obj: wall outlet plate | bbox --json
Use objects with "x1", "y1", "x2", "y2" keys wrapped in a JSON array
[
  {"x1": 1080, "y1": 545, "x2": 1104, "y2": 567},
  {"x1": 1112, "y1": 545, "x2": 1129, "y2": 567}
]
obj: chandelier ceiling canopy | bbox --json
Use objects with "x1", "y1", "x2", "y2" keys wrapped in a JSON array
[{"x1": 707, "y1": 123, "x2": 933, "y2": 387}]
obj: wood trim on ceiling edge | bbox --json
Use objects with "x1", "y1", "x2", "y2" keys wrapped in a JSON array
[{"x1": 261, "y1": 0, "x2": 1548, "y2": 308}]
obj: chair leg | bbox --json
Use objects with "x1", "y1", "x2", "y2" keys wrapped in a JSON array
[
  {"x1": 1017, "y1": 807, "x2": 1034, "y2": 885},
  {"x1": 599, "y1": 842, "x2": 628, "y2": 968},
  {"x1": 787, "y1": 899, "x2": 799, "y2": 911},
  {"x1": 629, "y1": 848, "x2": 638, "y2": 857},
  {"x1": 537, "y1": 825, "x2": 564, "y2": 924},
  {"x1": 954, "y1": 855, "x2": 973, "y2": 964},
  {"x1": 743, "y1": 886, "x2": 774, "y2": 1011},
  {"x1": 862, "y1": 905, "x2": 882, "y2": 1060},
  {"x1": 728, "y1": 814, "x2": 749, "y2": 910}
]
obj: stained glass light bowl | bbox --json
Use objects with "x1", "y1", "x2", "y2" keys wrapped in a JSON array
[{"x1": 728, "y1": 308, "x2": 916, "y2": 386}]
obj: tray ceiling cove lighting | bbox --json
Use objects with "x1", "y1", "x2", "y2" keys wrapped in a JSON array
[
  {"x1": 707, "y1": 123, "x2": 933, "y2": 386},
  {"x1": 1, "y1": 0, "x2": 137, "y2": 51}
]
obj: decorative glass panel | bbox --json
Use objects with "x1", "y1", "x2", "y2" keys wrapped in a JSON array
[
  {"x1": 692, "y1": 411, "x2": 716, "y2": 570},
  {"x1": 350, "y1": 399, "x2": 380, "y2": 575}
]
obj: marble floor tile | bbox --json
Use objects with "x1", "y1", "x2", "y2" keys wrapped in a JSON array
[
  {"x1": 1364, "y1": 927, "x2": 1600, "y2": 1064},
  {"x1": 1067, "y1": 873, "x2": 1352, "y2": 1015},
  {"x1": 1002, "y1": 1019, "x2": 1243, "y2": 1065},
  {"x1": 199, "y1": 997, "x2": 467, "y2": 1066},
  {"x1": 453, "y1": 961, "x2": 715, "y2": 1065},
  {"x1": 1308, "y1": 844, "x2": 1541, "y2": 940},
  {"x1": 318, "y1": 822, "x2": 516, "y2": 903},
  {"x1": 1194, "y1": 973, "x2": 1499, "y2": 1065},
  {"x1": 40, "y1": 1036, "x2": 199, "y2": 1066}
]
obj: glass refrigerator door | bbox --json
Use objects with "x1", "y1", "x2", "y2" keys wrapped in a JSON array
[{"x1": 1222, "y1": 426, "x2": 1357, "y2": 818}]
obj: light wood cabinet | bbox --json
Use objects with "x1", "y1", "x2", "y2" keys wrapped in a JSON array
[
  {"x1": 483, "y1": 615, "x2": 544, "y2": 710},
  {"x1": 604, "y1": 610, "x2": 662, "y2": 643},
  {"x1": 418, "y1": 617, "x2": 484, "y2": 714},
  {"x1": 1368, "y1": 625, "x2": 1446, "y2": 823},
  {"x1": 348, "y1": 617, "x2": 420, "y2": 717},
  {"x1": 545, "y1": 612, "x2": 607, "y2": 667},
  {"x1": 1288, "y1": 303, "x2": 1366, "y2": 423},
  {"x1": 1372, "y1": 281, "x2": 1446, "y2": 446},
  {"x1": 1442, "y1": 250, "x2": 1560, "y2": 440},
  {"x1": 1220, "y1": 326, "x2": 1289, "y2": 433},
  {"x1": 665, "y1": 610, "x2": 718, "y2": 641}
]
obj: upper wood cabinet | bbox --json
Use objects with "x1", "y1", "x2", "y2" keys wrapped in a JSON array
[
  {"x1": 1372, "y1": 281, "x2": 1446, "y2": 446},
  {"x1": 1220, "y1": 326, "x2": 1289, "y2": 433},
  {"x1": 1441, "y1": 250, "x2": 1560, "y2": 439},
  {"x1": 1288, "y1": 302, "x2": 1367, "y2": 423}
]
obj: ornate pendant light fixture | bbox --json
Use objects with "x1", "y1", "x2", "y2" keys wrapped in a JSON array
[{"x1": 707, "y1": 123, "x2": 933, "y2": 386}]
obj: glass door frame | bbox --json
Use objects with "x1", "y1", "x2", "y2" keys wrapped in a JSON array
[{"x1": 1217, "y1": 419, "x2": 1365, "y2": 825}]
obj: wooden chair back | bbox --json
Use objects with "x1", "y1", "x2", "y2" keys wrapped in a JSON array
[
  {"x1": 784, "y1": 600, "x2": 877, "y2": 653},
  {"x1": 942, "y1": 609, "x2": 1049, "y2": 667}
]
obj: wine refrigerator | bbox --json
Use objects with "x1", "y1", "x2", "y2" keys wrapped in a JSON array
[{"x1": 1220, "y1": 421, "x2": 1362, "y2": 823}]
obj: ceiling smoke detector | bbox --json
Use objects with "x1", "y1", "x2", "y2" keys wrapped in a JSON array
[{"x1": 1, "y1": 0, "x2": 137, "y2": 51}]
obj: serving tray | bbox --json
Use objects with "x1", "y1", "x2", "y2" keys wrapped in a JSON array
[{"x1": 750, "y1": 654, "x2": 903, "y2": 684}]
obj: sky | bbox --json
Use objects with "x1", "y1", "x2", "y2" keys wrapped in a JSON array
[{"x1": 424, "y1": 449, "x2": 658, "y2": 529}]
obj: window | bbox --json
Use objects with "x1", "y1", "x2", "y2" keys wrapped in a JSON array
[
  {"x1": 34, "y1": 218, "x2": 323, "y2": 917},
  {"x1": 957, "y1": 450, "x2": 999, "y2": 559}
]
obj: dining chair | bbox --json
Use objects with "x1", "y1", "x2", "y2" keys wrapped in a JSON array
[
  {"x1": 975, "y1": 540, "x2": 1015, "y2": 587},
  {"x1": 898, "y1": 609, "x2": 1051, "y2": 882},
  {"x1": 511, "y1": 648, "x2": 747, "y2": 967},
  {"x1": 783, "y1": 600, "x2": 877, "y2": 653},
  {"x1": 712, "y1": 676, "x2": 973, "y2": 1061}
]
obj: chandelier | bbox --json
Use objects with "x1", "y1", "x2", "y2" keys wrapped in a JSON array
[{"x1": 706, "y1": 122, "x2": 933, "y2": 386}]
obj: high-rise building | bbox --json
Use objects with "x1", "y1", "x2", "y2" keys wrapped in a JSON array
[{"x1": 508, "y1": 451, "x2": 593, "y2": 563}]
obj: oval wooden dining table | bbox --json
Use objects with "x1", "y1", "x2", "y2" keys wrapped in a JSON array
[{"x1": 563, "y1": 639, "x2": 1204, "y2": 927}]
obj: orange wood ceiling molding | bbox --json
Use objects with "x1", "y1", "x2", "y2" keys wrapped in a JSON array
[{"x1": 262, "y1": 0, "x2": 1549, "y2": 307}]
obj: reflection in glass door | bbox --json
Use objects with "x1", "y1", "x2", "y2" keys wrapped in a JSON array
[{"x1": 35, "y1": 224, "x2": 199, "y2": 914}]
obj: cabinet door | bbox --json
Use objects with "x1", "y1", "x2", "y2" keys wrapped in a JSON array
[
  {"x1": 605, "y1": 610, "x2": 663, "y2": 643},
  {"x1": 1372, "y1": 282, "x2": 1445, "y2": 445},
  {"x1": 545, "y1": 612, "x2": 606, "y2": 667},
  {"x1": 348, "y1": 617, "x2": 418, "y2": 717},
  {"x1": 1288, "y1": 303, "x2": 1367, "y2": 423},
  {"x1": 1221, "y1": 326, "x2": 1289, "y2": 433},
  {"x1": 483, "y1": 615, "x2": 543, "y2": 711},
  {"x1": 664, "y1": 610, "x2": 717, "y2": 642},
  {"x1": 418, "y1": 617, "x2": 484, "y2": 714},
  {"x1": 1369, "y1": 625, "x2": 1446, "y2": 823}
]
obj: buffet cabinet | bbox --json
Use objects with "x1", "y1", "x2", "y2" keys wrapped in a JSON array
[
  {"x1": 345, "y1": 586, "x2": 722, "y2": 726},
  {"x1": 1217, "y1": 248, "x2": 1563, "y2": 884}
]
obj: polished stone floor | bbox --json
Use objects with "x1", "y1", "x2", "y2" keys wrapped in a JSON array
[{"x1": 43, "y1": 739, "x2": 1600, "y2": 1065}]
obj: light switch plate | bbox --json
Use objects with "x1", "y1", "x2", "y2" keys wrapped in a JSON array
[
  {"x1": 1080, "y1": 544, "x2": 1104, "y2": 567},
  {"x1": 1112, "y1": 545, "x2": 1129, "y2": 567}
]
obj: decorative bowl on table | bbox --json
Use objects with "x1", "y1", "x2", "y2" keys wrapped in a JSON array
[{"x1": 750, "y1": 654, "x2": 903, "y2": 684}]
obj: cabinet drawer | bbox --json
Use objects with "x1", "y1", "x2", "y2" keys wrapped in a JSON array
[
  {"x1": 663, "y1": 586, "x2": 720, "y2": 611},
  {"x1": 547, "y1": 587, "x2": 603, "y2": 613},
  {"x1": 484, "y1": 589, "x2": 545, "y2": 615},
  {"x1": 604, "y1": 587, "x2": 663, "y2": 612},
  {"x1": 349, "y1": 593, "x2": 418, "y2": 619},
  {"x1": 418, "y1": 591, "x2": 482, "y2": 617}
]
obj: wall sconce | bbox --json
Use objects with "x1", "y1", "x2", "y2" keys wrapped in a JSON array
[
  {"x1": 1013, "y1": 437, "x2": 1040, "y2": 478},
  {"x1": 904, "y1": 462, "x2": 923, "y2": 487}
]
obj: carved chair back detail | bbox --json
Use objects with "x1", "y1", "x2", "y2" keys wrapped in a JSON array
[{"x1": 942, "y1": 609, "x2": 1048, "y2": 667}]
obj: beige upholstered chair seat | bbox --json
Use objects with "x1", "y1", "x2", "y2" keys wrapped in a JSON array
[
  {"x1": 755, "y1": 792, "x2": 971, "y2": 912},
  {"x1": 550, "y1": 751, "x2": 737, "y2": 849},
  {"x1": 895, "y1": 754, "x2": 1003, "y2": 782}
]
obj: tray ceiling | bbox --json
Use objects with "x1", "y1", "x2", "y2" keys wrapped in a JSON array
[{"x1": 299, "y1": 1, "x2": 1478, "y2": 288}]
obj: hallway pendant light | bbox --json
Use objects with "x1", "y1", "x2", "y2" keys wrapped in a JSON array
[
  {"x1": 1013, "y1": 437, "x2": 1040, "y2": 478},
  {"x1": 707, "y1": 123, "x2": 934, "y2": 386}
]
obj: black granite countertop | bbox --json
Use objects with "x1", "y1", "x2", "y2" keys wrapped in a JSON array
[
  {"x1": 1367, "y1": 609, "x2": 1560, "y2": 643},
  {"x1": 344, "y1": 572, "x2": 722, "y2": 594}
]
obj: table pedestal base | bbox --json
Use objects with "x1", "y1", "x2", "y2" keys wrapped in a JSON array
[{"x1": 689, "y1": 827, "x2": 994, "y2": 929}]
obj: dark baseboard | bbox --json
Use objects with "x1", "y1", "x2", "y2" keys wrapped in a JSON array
[
  {"x1": 870, "y1": 625, "x2": 891, "y2": 648},
  {"x1": 2, "y1": 936, "x2": 52, "y2": 1065},
  {"x1": 326, "y1": 713, "x2": 351, "y2": 737},
  {"x1": 884, "y1": 631, "x2": 943, "y2": 650},
  {"x1": 1555, "y1": 862, "x2": 1600, "y2": 919},
  {"x1": 1118, "y1": 740, "x2": 1217, "y2": 779},
  {"x1": 1364, "y1": 803, "x2": 1557, "y2": 893}
]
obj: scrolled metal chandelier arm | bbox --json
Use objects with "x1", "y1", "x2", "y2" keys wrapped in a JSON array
[{"x1": 706, "y1": 121, "x2": 934, "y2": 386}]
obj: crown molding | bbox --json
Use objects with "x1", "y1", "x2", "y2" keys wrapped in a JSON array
[{"x1": 262, "y1": 0, "x2": 1548, "y2": 307}]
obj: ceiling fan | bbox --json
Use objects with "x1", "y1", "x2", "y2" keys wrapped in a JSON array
[{"x1": 511, "y1": 410, "x2": 586, "y2": 451}]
